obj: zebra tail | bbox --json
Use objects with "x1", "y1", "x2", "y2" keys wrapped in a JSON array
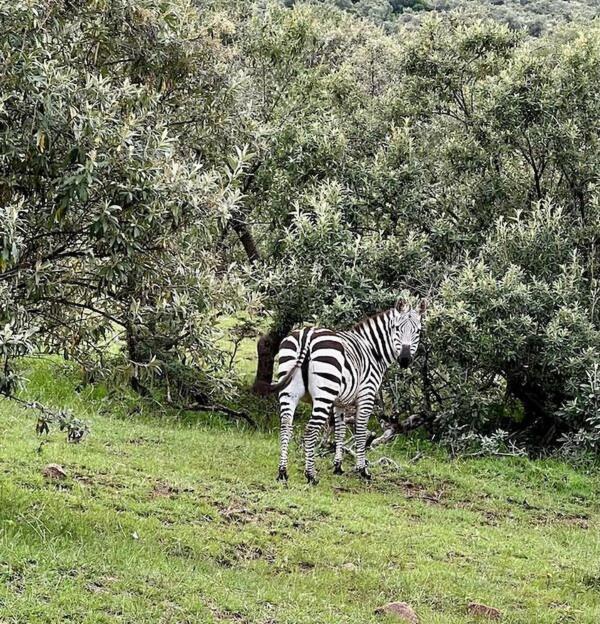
[{"x1": 263, "y1": 329, "x2": 313, "y2": 395}]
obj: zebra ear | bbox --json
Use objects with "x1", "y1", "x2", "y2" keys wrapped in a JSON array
[
  {"x1": 395, "y1": 297, "x2": 409, "y2": 313},
  {"x1": 418, "y1": 298, "x2": 427, "y2": 316}
]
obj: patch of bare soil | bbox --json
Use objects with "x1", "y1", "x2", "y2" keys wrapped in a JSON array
[
  {"x1": 219, "y1": 503, "x2": 258, "y2": 524},
  {"x1": 297, "y1": 561, "x2": 316, "y2": 572},
  {"x1": 207, "y1": 605, "x2": 252, "y2": 623},
  {"x1": 531, "y1": 511, "x2": 590, "y2": 529},
  {"x1": 127, "y1": 437, "x2": 162, "y2": 446},
  {"x1": 86, "y1": 576, "x2": 118, "y2": 594},
  {"x1": 216, "y1": 542, "x2": 276, "y2": 568},
  {"x1": 150, "y1": 482, "x2": 183, "y2": 499},
  {"x1": 72, "y1": 470, "x2": 128, "y2": 492},
  {"x1": 386, "y1": 478, "x2": 449, "y2": 505},
  {"x1": 207, "y1": 601, "x2": 279, "y2": 624},
  {"x1": 199, "y1": 489, "x2": 325, "y2": 532}
]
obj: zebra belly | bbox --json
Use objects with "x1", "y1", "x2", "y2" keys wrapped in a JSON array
[{"x1": 304, "y1": 331, "x2": 345, "y2": 404}]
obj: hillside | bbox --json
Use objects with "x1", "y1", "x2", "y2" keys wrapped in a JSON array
[
  {"x1": 317, "y1": 0, "x2": 600, "y2": 34},
  {"x1": 1, "y1": 360, "x2": 600, "y2": 623}
]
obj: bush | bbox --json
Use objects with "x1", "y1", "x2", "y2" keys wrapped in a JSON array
[{"x1": 430, "y1": 204, "x2": 599, "y2": 443}]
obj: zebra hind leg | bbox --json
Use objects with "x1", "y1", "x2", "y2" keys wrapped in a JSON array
[
  {"x1": 333, "y1": 406, "x2": 345, "y2": 475},
  {"x1": 354, "y1": 399, "x2": 374, "y2": 481},
  {"x1": 277, "y1": 375, "x2": 303, "y2": 483},
  {"x1": 304, "y1": 399, "x2": 333, "y2": 485}
]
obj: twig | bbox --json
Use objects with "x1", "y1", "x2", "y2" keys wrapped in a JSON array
[
  {"x1": 166, "y1": 399, "x2": 256, "y2": 428},
  {"x1": 371, "y1": 457, "x2": 401, "y2": 470},
  {"x1": 342, "y1": 444, "x2": 357, "y2": 458},
  {"x1": 1, "y1": 393, "x2": 88, "y2": 442}
]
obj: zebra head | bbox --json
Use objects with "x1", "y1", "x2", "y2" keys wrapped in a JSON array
[{"x1": 392, "y1": 298, "x2": 426, "y2": 368}]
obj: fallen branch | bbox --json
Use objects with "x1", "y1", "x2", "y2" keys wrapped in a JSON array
[
  {"x1": 370, "y1": 456, "x2": 401, "y2": 470},
  {"x1": 460, "y1": 450, "x2": 527, "y2": 458},
  {"x1": 167, "y1": 400, "x2": 257, "y2": 429},
  {"x1": 317, "y1": 412, "x2": 428, "y2": 461},
  {"x1": 370, "y1": 412, "x2": 430, "y2": 448},
  {"x1": 369, "y1": 425, "x2": 396, "y2": 448}
]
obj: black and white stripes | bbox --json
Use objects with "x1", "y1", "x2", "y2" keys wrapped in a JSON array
[{"x1": 272, "y1": 298, "x2": 426, "y2": 484}]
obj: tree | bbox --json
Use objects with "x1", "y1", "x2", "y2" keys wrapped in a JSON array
[{"x1": 0, "y1": 0, "x2": 239, "y2": 405}]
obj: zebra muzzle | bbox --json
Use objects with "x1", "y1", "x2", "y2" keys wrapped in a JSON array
[{"x1": 398, "y1": 345, "x2": 412, "y2": 368}]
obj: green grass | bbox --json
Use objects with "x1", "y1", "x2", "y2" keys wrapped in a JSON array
[{"x1": 1, "y1": 359, "x2": 600, "y2": 623}]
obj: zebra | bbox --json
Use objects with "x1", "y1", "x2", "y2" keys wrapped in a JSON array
[{"x1": 266, "y1": 298, "x2": 426, "y2": 484}]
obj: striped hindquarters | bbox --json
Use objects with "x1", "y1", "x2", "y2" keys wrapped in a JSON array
[{"x1": 276, "y1": 328, "x2": 346, "y2": 399}]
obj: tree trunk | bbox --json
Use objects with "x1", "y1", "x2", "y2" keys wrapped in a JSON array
[
  {"x1": 252, "y1": 325, "x2": 292, "y2": 395},
  {"x1": 125, "y1": 318, "x2": 150, "y2": 396},
  {"x1": 231, "y1": 218, "x2": 261, "y2": 263},
  {"x1": 228, "y1": 160, "x2": 263, "y2": 263}
]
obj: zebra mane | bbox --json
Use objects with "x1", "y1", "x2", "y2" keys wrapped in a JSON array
[
  {"x1": 347, "y1": 308, "x2": 398, "y2": 365},
  {"x1": 350, "y1": 308, "x2": 394, "y2": 332}
]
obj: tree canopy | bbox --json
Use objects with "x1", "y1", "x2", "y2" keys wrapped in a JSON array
[{"x1": 1, "y1": 0, "x2": 599, "y2": 451}]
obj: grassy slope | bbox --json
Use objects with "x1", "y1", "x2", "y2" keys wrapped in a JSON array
[{"x1": 1, "y1": 361, "x2": 600, "y2": 624}]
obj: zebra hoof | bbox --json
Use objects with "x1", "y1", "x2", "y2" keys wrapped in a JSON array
[
  {"x1": 277, "y1": 467, "x2": 288, "y2": 482},
  {"x1": 305, "y1": 471, "x2": 319, "y2": 486},
  {"x1": 333, "y1": 462, "x2": 344, "y2": 475},
  {"x1": 358, "y1": 467, "x2": 371, "y2": 481}
]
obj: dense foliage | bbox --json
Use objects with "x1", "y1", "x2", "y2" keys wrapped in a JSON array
[
  {"x1": 1, "y1": 0, "x2": 599, "y2": 451},
  {"x1": 316, "y1": 0, "x2": 599, "y2": 36},
  {"x1": 0, "y1": 0, "x2": 241, "y2": 403}
]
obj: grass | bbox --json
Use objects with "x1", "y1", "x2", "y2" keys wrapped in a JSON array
[{"x1": 1, "y1": 359, "x2": 600, "y2": 623}]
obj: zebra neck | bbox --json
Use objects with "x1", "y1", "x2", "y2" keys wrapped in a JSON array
[{"x1": 352, "y1": 310, "x2": 396, "y2": 368}]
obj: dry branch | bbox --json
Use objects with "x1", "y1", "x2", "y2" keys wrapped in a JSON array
[
  {"x1": 166, "y1": 400, "x2": 257, "y2": 428},
  {"x1": 370, "y1": 412, "x2": 431, "y2": 448}
]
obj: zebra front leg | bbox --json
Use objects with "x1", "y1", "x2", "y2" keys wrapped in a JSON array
[
  {"x1": 304, "y1": 400, "x2": 332, "y2": 485},
  {"x1": 355, "y1": 397, "x2": 375, "y2": 480},
  {"x1": 333, "y1": 406, "x2": 345, "y2": 475}
]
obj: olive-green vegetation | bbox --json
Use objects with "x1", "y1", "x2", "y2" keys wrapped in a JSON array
[
  {"x1": 319, "y1": 0, "x2": 600, "y2": 35},
  {"x1": 4, "y1": 0, "x2": 598, "y2": 450},
  {"x1": 1, "y1": 359, "x2": 600, "y2": 623}
]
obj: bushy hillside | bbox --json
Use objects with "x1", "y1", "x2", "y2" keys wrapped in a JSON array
[
  {"x1": 313, "y1": 0, "x2": 600, "y2": 34},
  {"x1": 3, "y1": 1, "x2": 599, "y2": 452},
  {"x1": 1, "y1": 360, "x2": 600, "y2": 623}
]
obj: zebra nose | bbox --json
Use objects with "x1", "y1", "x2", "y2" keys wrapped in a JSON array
[{"x1": 399, "y1": 345, "x2": 411, "y2": 368}]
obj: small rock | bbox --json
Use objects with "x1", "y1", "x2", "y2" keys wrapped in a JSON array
[
  {"x1": 131, "y1": 531, "x2": 139, "y2": 540},
  {"x1": 341, "y1": 562, "x2": 357, "y2": 571},
  {"x1": 375, "y1": 602, "x2": 419, "y2": 623},
  {"x1": 467, "y1": 603, "x2": 502, "y2": 620},
  {"x1": 43, "y1": 464, "x2": 67, "y2": 480}
]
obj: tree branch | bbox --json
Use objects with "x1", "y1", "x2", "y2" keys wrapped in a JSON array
[{"x1": 166, "y1": 399, "x2": 257, "y2": 428}]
